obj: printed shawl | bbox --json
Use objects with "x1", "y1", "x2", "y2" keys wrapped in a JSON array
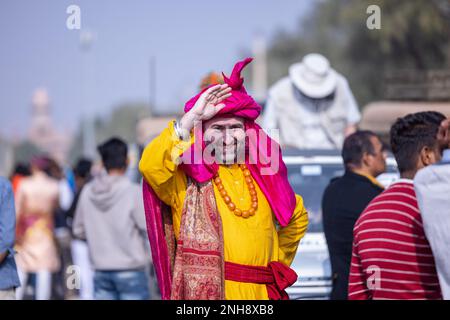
[{"x1": 142, "y1": 179, "x2": 224, "y2": 300}]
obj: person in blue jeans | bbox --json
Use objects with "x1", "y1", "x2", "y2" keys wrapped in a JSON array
[
  {"x1": 0, "y1": 177, "x2": 21, "y2": 300},
  {"x1": 73, "y1": 138, "x2": 151, "y2": 300},
  {"x1": 93, "y1": 269, "x2": 150, "y2": 300}
]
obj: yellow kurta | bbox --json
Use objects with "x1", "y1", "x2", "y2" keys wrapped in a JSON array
[{"x1": 139, "y1": 121, "x2": 308, "y2": 300}]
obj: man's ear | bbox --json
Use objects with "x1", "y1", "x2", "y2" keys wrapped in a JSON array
[
  {"x1": 361, "y1": 152, "x2": 371, "y2": 168},
  {"x1": 419, "y1": 146, "x2": 436, "y2": 167}
]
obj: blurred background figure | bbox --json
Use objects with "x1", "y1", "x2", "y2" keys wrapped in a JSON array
[
  {"x1": 415, "y1": 118, "x2": 450, "y2": 299},
  {"x1": 14, "y1": 157, "x2": 60, "y2": 300},
  {"x1": 322, "y1": 131, "x2": 386, "y2": 300},
  {"x1": 73, "y1": 138, "x2": 151, "y2": 300},
  {"x1": 67, "y1": 158, "x2": 94, "y2": 300},
  {"x1": 0, "y1": 177, "x2": 21, "y2": 300},
  {"x1": 263, "y1": 53, "x2": 361, "y2": 149},
  {"x1": 9, "y1": 163, "x2": 31, "y2": 195},
  {"x1": 44, "y1": 157, "x2": 75, "y2": 299},
  {"x1": 199, "y1": 72, "x2": 224, "y2": 90}
]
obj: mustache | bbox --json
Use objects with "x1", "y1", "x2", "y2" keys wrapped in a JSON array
[{"x1": 205, "y1": 136, "x2": 241, "y2": 145}]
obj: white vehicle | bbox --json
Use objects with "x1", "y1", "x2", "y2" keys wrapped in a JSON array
[{"x1": 283, "y1": 149, "x2": 398, "y2": 300}]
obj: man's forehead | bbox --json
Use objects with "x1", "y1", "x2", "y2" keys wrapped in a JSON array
[{"x1": 205, "y1": 117, "x2": 244, "y2": 127}]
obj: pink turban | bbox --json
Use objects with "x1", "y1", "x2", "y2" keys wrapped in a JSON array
[{"x1": 179, "y1": 58, "x2": 296, "y2": 227}]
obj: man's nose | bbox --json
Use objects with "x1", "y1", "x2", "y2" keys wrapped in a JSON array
[{"x1": 223, "y1": 132, "x2": 234, "y2": 145}]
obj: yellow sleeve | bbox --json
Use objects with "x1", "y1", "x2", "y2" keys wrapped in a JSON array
[
  {"x1": 138, "y1": 120, "x2": 193, "y2": 207},
  {"x1": 277, "y1": 194, "x2": 309, "y2": 266}
]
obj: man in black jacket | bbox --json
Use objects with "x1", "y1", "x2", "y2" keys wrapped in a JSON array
[{"x1": 322, "y1": 131, "x2": 387, "y2": 300}]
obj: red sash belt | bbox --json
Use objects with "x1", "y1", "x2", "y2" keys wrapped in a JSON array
[{"x1": 224, "y1": 261, "x2": 298, "y2": 300}]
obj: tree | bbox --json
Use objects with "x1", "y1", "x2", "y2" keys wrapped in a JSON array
[
  {"x1": 13, "y1": 141, "x2": 43, "y2": 164},
  {"x1": 266, "y1": 0, "x2": 450, "y2": 107},
  {"x1": 68, "y1": 103, "x2": 151, "y2": 165}
]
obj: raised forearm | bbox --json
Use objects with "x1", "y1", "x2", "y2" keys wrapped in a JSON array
[
  {"x1": 140, "y1": 122, "x2": 190, "y2": 180},
  {"x1": 178, "y1": 112, "x2": 197, "y2": 139},
  {"x1": 139, "y1": 121, "x2": 193, "y2": 205}
]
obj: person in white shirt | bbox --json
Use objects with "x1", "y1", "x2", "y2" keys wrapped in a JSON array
[
  {"x1": 415, "y1": 118, "x2": 450, "y2": 299},
  {"x1": 262, "y1": 53, "x2": 361, "y2": 149}
]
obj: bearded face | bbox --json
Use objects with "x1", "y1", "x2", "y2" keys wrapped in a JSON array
[{"x1": 203, "y1": 116, "x2": 246, "y2": 165}]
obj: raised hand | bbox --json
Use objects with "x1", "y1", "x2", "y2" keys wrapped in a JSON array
[{"x1": 180, "y1": 84, "x2": 232, "y2": 133}]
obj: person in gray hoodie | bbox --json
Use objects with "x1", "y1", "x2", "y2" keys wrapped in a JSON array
[{"x1": 73, "y1": 137, "x2": 151, "y2": 300}]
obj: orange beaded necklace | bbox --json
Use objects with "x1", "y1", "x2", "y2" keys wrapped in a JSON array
[{"x1": 213, "y1": 164, "x2": 258, "y2": 218}]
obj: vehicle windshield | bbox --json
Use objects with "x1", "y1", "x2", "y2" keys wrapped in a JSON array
[{"x1": 286, "y1": 163, "x2": 344, "y2": 233}]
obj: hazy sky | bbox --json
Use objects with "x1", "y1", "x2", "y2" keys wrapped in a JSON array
[{"x1": 0, "y1": 0, "x2": 313, "y2": 139}]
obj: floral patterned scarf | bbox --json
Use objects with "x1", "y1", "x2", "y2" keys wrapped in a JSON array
[
  {"x1": 142, "y1": 179, "x2": 224, "y2": 300},
  {"x1": 171, "y1": 180, "x2": 224, "y2": 299}
]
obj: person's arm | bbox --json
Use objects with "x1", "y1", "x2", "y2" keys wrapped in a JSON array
[
  {"x1": 138, "y1": 121, "x2": 193, "y2": 206},
  {"x1": 133, "y1": 184, "x2": 147, "y2": 234},
  {"x1": 72, "y1": 188, "x2": 86, "y2": 240},
  {"x1": 0, "y1": 180, "x2": 16, "y2": 264},
  {"x1": 347, "y1": 233, "x2": 370, "y2": 300},
  {"x1": 59, "y1": 179, "x2": 74, "y2": 211},
  {"x1": 277, "y1": 194, "x2": 309, "y2": 266},
  {"x1": 341, "y1": 78, "x2": 361, "y2": 137},
  {"x1": 139, "y1": 84, "x2": 232, "y2": 206},
  {"x1": 344, "y1": 124, "x2": 358, "y2": 137}
]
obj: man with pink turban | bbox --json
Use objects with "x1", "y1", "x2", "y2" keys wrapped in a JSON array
[{"x1": 139, "y1": 58, "x2": 308, "y2": 300}]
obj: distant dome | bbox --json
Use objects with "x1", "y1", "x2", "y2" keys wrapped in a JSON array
[
  {"x1": 32, "y1": 88, "x2": 50, "y2": 114},
  {"x1": 28, "y1": 88, "x2": 73, "y2": 164}
]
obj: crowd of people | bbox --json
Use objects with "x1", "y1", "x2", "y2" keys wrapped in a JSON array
[
  {"x1": 323, "y1": 113, "x2": 450, "y2": 300},
  {"x1": 0, "y1": 139, "x2": 155, "y2": 300},
  {"x1": 1, "y1": 53, "x2": 449, "y2": 300}
]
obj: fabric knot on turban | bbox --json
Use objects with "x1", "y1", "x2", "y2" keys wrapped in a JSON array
[{"x1": 184, "y1": 57, "x2": 261, "y2": 121}]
